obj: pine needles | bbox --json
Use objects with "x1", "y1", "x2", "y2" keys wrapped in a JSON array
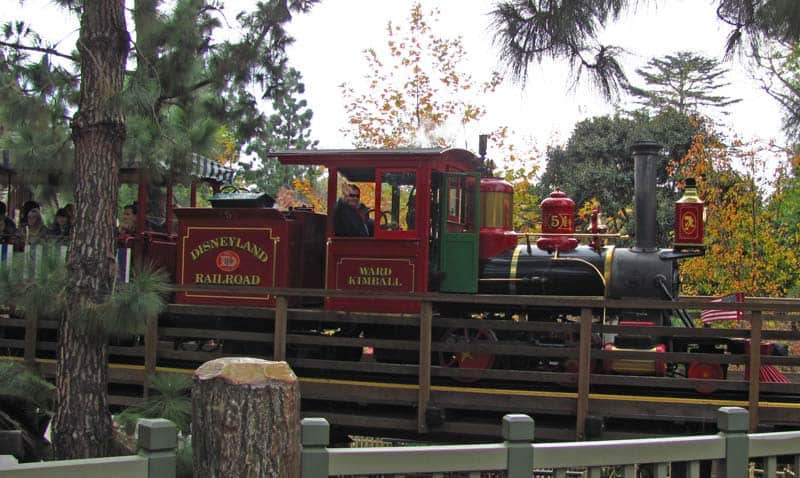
[
  {"x1": 0, "y1": 245, "x2": 170, "y2": 339},
  {"x1": 116, "y1": 372, "x2": 192, "y2": 435},
  {"x1": 0, "y1": 362, "x2": 54, "y2": 412}
]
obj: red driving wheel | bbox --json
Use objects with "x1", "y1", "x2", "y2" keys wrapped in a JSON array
[
  {"x1": 687, "y1": 362, "x2": 724, "y2": 394},
  {"x1": 439, "y1": 328, "x2": 497, "y2": 383}
]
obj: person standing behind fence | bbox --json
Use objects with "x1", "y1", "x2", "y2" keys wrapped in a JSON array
[
  {"x1": 48, "y1": 207, "x2": 71, "y2": 245},
  {"x1": 0, "y1": 201, "x2": 17, "y2": 244},
  {"x1": 64, "y1": 203, "x2": 75, "y2": 231},
  {"x1": 119, "y1": 203, "x2": 137, "y2": 236},
  {"x1": 19, "y1": 200, "x2": 40, "y2": 228},
  {"x1": 20, "y1": 208, "x2": 48, "y2": 249}
]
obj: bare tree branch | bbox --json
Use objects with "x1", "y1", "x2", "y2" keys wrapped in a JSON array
[{"x1": 0, "y1": 40, "x2": 77, "y2": 62}]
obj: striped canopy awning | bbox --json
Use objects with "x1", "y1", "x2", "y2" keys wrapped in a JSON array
[{"x1": 191, "y1": 154, "x2": 236, "y2": 184}]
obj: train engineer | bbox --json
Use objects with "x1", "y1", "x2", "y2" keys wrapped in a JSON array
[{"x1": 334, "y1": 184, "x2": 369, "y2": 237}]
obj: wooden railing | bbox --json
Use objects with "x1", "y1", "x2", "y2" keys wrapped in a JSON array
[{"x1": 3, "y1": 284, "x2": 800, "y2": 438}]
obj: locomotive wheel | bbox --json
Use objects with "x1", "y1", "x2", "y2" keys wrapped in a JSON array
[{"x1": 438, "y1": 327, "x2": 497, "y2": 383}]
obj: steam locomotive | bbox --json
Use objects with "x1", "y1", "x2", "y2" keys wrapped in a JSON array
[
  {"x1": 159, "y1": 139, "x2": 767, "y2": 384},
  {"x1": 176, "y1": 141, "x2": 698, "y2": 308}
]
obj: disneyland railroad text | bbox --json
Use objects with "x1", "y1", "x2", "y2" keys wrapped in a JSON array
[
  {"x1": 190, "y1": 236, "x2": 269, "y2": 262},
  {"x1": 194, "y1": 273, "x2": 262, "y2": 285}
]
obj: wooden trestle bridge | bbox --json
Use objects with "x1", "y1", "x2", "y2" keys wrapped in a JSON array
[{"x1": 2, "y1": 286, "x2": 800, "y2": 442}]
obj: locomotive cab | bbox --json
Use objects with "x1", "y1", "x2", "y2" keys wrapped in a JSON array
[{"x1": 273, "y1": 148, "x2": 482, "y2": 313}]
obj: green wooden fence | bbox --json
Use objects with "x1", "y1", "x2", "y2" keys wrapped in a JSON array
[
  {"x1": 0, "y1": 419, "x2": 177, "y2": 478},
  {"x1": 301, "y1": 407, "x2": 800, "y2": 478}
]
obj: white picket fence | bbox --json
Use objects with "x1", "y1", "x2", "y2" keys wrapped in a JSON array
[{"x1": 0, "y1": 244, "x2": 132, "y2": 283}]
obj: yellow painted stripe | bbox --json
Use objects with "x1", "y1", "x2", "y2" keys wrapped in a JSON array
[
  {"x1": 592, "y1": 392, "x2": 747, "y2": 407},
  {"x1": 433, "y1": 383, "x2": 576, "y2": 399},
  {"x1": 1, "y1": 356, "x2": 193, "y2": 375},
  {"x1": 153, "y1": 365, "x2": 195, "y2": 375},
  {"x1": 4, "y1": 356, "x2": 798, "y2": 410},
  {"x1": 298, "y1": 376, "x2": 796, "y2": 409},
  {"x1": 302, "y1": 376, "x2": 419, "y2": 390}
]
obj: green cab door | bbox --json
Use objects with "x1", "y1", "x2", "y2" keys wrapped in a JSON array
[{"x1": 437, "y1": 172, "x2": 480, "y2": 293}]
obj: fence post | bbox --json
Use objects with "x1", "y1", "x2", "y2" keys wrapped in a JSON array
[
  {"x1": 576, "y1": 307, "x2": 592, "y2": 440},
  {"x1": 0, "y1": 430, "x2": 23, "y2": 459},
  {"x1": 301, "y1": 418, "x2": 330, "y2": 478},
  {"x1": 503, "y1": 414, "x2": 534, "y2": 478},
  {"x1": 274, "y1": 295, "x2": 288, "y2": 361},
  {"x1": 717, "y1": 406, "x2": 749, "y2": 478},
  {"x1": 418, "y1": 300, "x2": 432, "y2": 433},
  {"x1": 137, "y1": 418, "x2": 178, "y2": 478},
  {"x1": 748, "y1": 310, "x2": 762, "y2": 432}
]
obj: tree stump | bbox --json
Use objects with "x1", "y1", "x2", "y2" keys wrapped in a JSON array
[{"x1": 192, "y1": 357, "x2": 300, "y2": 478}]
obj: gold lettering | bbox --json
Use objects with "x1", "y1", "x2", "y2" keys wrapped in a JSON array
[
  {"x1": 194, "y1": 273, "x2": 261, "y2": 285},
  {"x1": 189, "y1": 235, "x2": 271, "y2": 262},
  {"x1": 347, "y1": 265, "x2": 403, "y2": 288}
]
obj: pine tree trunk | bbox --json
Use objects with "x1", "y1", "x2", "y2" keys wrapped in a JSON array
[
  {"x1": 193, "y1": 358, "x2": 301, "y2": 478},
  {"x1": 52, "y1": 0, "x2": 129, "y2": 460}
]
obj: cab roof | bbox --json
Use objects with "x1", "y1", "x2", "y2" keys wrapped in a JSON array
[{"x1": 271, "y1": 148, "x2": 480, "y2": 182}]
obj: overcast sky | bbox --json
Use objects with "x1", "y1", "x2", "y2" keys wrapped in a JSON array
[
  {"x1": 282, "y1": 0, "x2": 785, "y2": 152},
  {"x1": 5, "y1": 0, "x2": 787, "y2": 156}
]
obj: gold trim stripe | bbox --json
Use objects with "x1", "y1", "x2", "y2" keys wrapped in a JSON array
[
  {"x1": 603, "y1": 246, "x2": 615, "y2": 298},
  {"x1": 509, "y1": 245, "x2": 522, "y2": 295}
]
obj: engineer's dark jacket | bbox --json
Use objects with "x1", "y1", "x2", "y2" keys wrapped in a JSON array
[{"x1": 334, "y1": 199, "x2": 369, "y2": 237}]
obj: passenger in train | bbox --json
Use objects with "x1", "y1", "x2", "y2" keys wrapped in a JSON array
[
  {"x1": 19, "y1": 200, "x2": 40, "y2": 227},
  {"x1": 20, "y1": 208, "x2": 48, "y2": 247},
  {"x1": 334, "y1": 184, "x2": 369, "y2": 237},
  {"x1": 48, "y1": 207, "x2": 71, "y2": 244},
  {"x1": 64, "y1": 203, "x2": 75, "y2": 225},
  {"x1": 0, "y1": 201, "x2": 17, "y2": 244},
  {"x1": 119, "y1": 203, "x2": 137, "y2": 235}
]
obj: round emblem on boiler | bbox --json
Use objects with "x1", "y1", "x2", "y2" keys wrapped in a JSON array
[{"x1": 216, "y1": 250, "x2": 240, "y2": 272}]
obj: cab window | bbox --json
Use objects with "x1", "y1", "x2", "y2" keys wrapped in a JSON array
[
  {"x1": 446, "y1": 175, "x2": 475, "y2": 233},
  {"x1": 377, "y1": 170, "x2": 416, "y2": 236}
]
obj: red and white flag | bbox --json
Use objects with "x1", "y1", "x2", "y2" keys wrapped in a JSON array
[{"x1": 701, "y1": 292, "x2": 745, "y2": 323}]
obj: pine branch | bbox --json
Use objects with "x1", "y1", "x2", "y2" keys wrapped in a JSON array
[
  {"x1": 0, "y1": 40, "x2": 76, "y2": 62},
  {"x1": 155, "y1": 78, "x2": 214, "y2": 108}
]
